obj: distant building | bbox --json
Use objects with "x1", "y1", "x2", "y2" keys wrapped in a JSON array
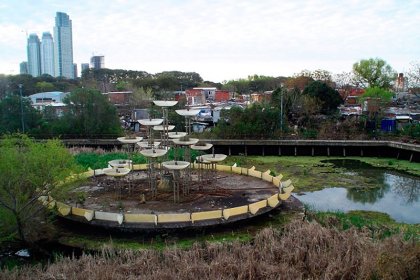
[
  {"x1": 104, "y1": 91, "x2": 133, "y2": 105},
  {"x1": 28, "y1": 91, "x2": 69, "y2": 116},
  {"x1": 395, "y1": 73, "x2": 406, "y2": 92},
  {"x1": 81, "y1": 63, "x2": 89, "y2": 73},
  {"x1": 20, "y1": 61, "x2": 28, "y2": 74},
  {"x1": 27, "y1": 33, "x2": 41, "y2": 77},
  {"x1": 41, "y1": 32, "x2": 55, "y2": 76},
  {"x1": 54, "y1": 12, "x2": 74, "y2": 78},
  {"x1": 90, "y1": 55, "x2": 105, "y2": 69},
  {"x1": 73, "y1": 63, "x2": 78, "y2": 78}
]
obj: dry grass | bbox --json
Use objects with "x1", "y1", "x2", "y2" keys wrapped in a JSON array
[{"x1": 2, "y1": 220, "x2": 419, "y2": 280}]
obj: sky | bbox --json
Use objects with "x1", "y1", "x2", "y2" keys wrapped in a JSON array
[{"x1": 0, "y1": 0, "x2": 419, "y2": 82}]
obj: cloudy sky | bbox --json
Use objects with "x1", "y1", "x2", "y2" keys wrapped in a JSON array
[{"x1": 0, "y1": 0, "x2": 419, "y2": 82}]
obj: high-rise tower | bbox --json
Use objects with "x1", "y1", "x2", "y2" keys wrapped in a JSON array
[
  {"x1": 27, "y1": 33, "x2": 41, "y2": 77},
  {"x1": 54, "y1": 12, "x2": 74, "y2": 79},
  {"x1": 41, "y1": 32, "x2": 55, "y2": 76}
]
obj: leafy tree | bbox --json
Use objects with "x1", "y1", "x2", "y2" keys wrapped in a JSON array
[
  {"x1": 0, "y1": 135, "x2": 83, "y2": 243},
  {"x1": 61, "y1": 88, "x2": 123, "y2": 137},
  {"x1": 285, "y1": 75, "x2": 314, "y2": 92},
  {"x1": 302, "y1": 81, "x2": 343, "y2": 114},
  {"x1": 352, "y1": 58, "x2": 396, "y2": 89},
  {"x1": 405, "y1": 61, "x2": 420, "y2": 96},
  {"x1": 0, "y1": 95, "x2": 42, "y2": 134},
  {"x1": 35, "y1": 81, "x2": 55, "y2": 92},
  {"x1": 359, "y1": 86, "x2": 394, "y2": 103}
]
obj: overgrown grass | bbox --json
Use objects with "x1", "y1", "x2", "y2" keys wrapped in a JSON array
[{"x1": 2, "y1": 220, "x2": 419, "y2": 279}]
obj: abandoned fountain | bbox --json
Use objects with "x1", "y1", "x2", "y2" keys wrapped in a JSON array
[{"x1": 45, "y1": 100, "x2": 295, "y2": 230}]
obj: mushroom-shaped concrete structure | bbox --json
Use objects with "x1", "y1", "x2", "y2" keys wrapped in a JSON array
[
  {"x1": 190, "y1": 143, "x2": 213, "y2": 151},
  {"x1": 140, "y1": 148, "x2": 168, "y2": 158},
  {"x1": 153, "y1": 125, "x2": 175, "y2": 131},
  {"x1": 162, "y1": 160, "x2": 190, "y2": 170},
  {"x1": 108, "y1": 159, "x2": 133, "y2": 169},
  {"x1": 168, "y1": 132, "x2": 188, "y2": 139},
  {"x1": 117, "y1": 136, "x2": 143, "y2": 144},
  {"x1": 153, "y1": 101, "x2": 178, "y2": 107},
  {"x1": 138, "y1": 119, "x2": 163, "y2": 126},
  {"x1": 175, "y1": 109, "x2": 201, "y2": 116},
  {"x1": 137, "y1": 141, "x2": 161, "y2": 149}
]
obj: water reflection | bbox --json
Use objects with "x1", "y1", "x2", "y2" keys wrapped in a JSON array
[
  {"x1": 387, "y1": 173, "x2": 419, "y2": 203},
  {"x1": 299, "y1": 160, "x2": 420, "y2": 223}
]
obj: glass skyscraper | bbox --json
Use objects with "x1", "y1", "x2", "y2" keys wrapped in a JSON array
[
  {"x1": 27, "y1": 33, "x2": 41, "y2": 77},
  {"x1": 41, "y1": 32, "x2": 55, "y2": 76},
  {"x1": 54, "y1": 12, "x2": 74, "y2": 79}
]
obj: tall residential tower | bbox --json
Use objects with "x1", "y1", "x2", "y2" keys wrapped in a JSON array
[
  {"x1": 54, "y1": 12, "x2": 74, "y2": 79},
  {"x1": 41, "y1": 32, "x2": 55, "y2": 76},
  {"x1": 27, "y1": 33, "x2": 41, "y2": 77}
]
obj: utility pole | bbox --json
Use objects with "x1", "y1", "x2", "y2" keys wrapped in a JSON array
[
  {"x1": 18, "y1": 84, "x2": 25, "y2": 133},
  {"x1": 280, "y1": 88, "x2": 284, "y2": 133}
]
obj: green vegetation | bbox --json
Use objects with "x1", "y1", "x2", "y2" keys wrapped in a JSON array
[
  {"x1": 224, "y1": 156, "x2": 420, "y2": 191},
  {"x1": 307, "y1": 209, "x2": 419, "y2": 241},
  {"x1": 0, "y1": 135, "x2": 83, "y2": 243},
  {"x1": 352, "y1": 58, "x2": 396, "y2": 89}
]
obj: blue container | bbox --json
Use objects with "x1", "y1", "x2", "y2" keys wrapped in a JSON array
[{"x1": 381, "y1": 119, "x2": 396, "y2": 132}]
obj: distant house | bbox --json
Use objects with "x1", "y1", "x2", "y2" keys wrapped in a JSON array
[
  {"x1": 104, "y1": 91, "x2": 133, "y2": 105},
  {"x1": 28, "y1": 91, "x2": 69, "y2": 116},
  {"x1": 185, "y1": 87, "x2": 232, "y2": 105}
]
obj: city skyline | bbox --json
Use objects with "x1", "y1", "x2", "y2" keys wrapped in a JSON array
[{"x1": 1, "y1": 0, "x2": 419, "y2": 82}]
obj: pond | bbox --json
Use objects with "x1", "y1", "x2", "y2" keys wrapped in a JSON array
[{"x1": 295, "y1": 159, "x2": 420, "y2": 224}]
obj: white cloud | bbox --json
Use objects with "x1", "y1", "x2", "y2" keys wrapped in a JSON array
[{"x1": 0, "y1": 0, "x2": 419, "y2": 81}]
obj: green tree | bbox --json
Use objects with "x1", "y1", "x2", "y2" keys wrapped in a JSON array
[
  {"x1": 0, "y1": 135, "x2": 83, "y2": 243},
  {"x1": 35, "y1": 81, "x2": 55, "y2": 92},
  {"x1": 61, "y1": 88, "x2": 123, "y2": 137},
  {"x1": 353, "y1": 58, "x2": 396, "y2": 89},
  {"x1": 302, "y1": 81, "x2": 343, "y2": 114},
  {"x1": 0, "y1": 95, "x2": 42, "y2": 134},
  {"x1": 359, "y1": 86, "x2": 394, "y2": 103}
]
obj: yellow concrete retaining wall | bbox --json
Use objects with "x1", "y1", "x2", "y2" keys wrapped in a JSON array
[
  {"x1": 282, "y1": 179, "x2": 292, "y2": 188},
  {"x1": 262, "y1": 171, "x2": 273, "y2": 183},
  {"x1": 223, "y1": 205, "x2": 249, "y2": 220},
  {"x1": 191, "y1": 210, "x2": 223, "y2": 223},
  {"x1": 95, "y1": 211, "x2": 124, "y2": 224},
  {"x1": 125, "y1": 213, "x2": 157, "y2": 224},
  {"x1": 71, "y1": 207, "x2": 94, "y2": 221},
  {"x1": 272, "y1": 174, "x2": 284, "y2": 187},
  {"x1": 158, "y1": 213, "x2": 191, "y2": 223},
  {"x1": 232, "y1": 166, "x2": 242, "y2": 174},
  {"x1": 241, "y1": 167, "x2": 249, "y2": 175},
  {"x1": 56, "y1": 202, "x2": 71, "y2": 216},
  {"x1": 267, "y1": 194, "x2": 280, "y2": 208},
  {"x1": 248, "y1": 200, "x2": 268, "y2": 215},
  {"x1": 216, "y1": 165, "x2": 232, "y2": 172},
  {"x1": 248, "y1": 169, "x2": 262, "y2": 178},
  {"x1": 283, "y1": 185, "x2": 294, "y2": 194},
  {"x1": 279, "y1": 192, "x2": 291, "y2": 201},
  {"x1": 132, "y1": 164, "x2": 148, "y2": 171}
]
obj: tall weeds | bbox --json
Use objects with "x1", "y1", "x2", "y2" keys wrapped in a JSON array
[{"x1": 1, "y1": 220, "x2": 419, "y2": 279}]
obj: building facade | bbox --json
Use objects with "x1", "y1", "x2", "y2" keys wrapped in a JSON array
[
  {"x1": 90, "y1": 55, "x2": 105, "y2": 69},
  {"x1": 41, "y1": 32, "x2": 55, "y2": 76},
  {"x1": 27, "y1": 33, "x2": 41, "y2": 77},
  {"x1": 20, "y1": 61, "x2": 28, "y2": 74},
  {"x1": 54, "y1": 12, "x2": 74, "y2": 79}
]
